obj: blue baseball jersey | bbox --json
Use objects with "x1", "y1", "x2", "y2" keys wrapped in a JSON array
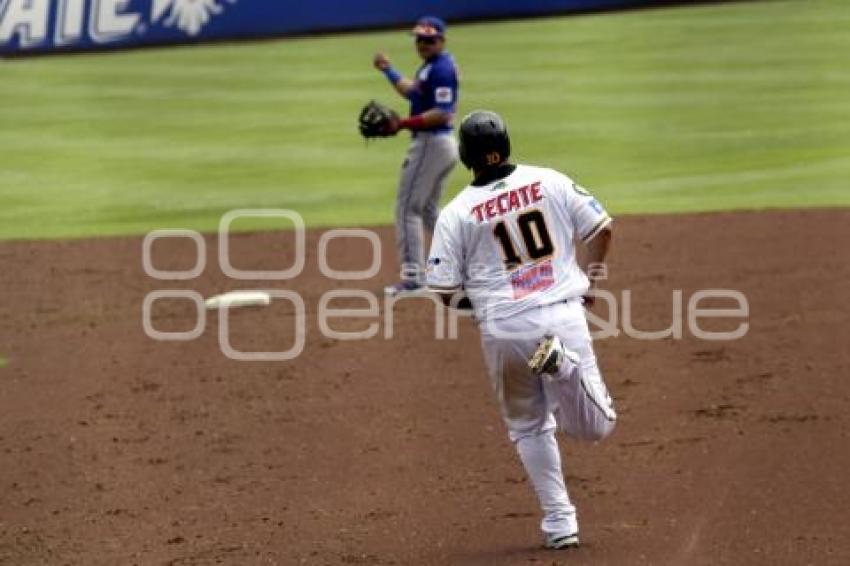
[{"x1": 408, "y1": 52, "x2": 459, "y2": 133}]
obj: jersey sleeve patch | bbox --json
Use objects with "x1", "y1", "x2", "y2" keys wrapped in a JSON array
[
  {"x1": 435, "y1": 86, "x2": 453, "y2": 104},
  {"x1": 572, "y1": 183, "x2": 591, "y2": 196},
  {"x1": 563, "y1": 176, "x2": 611, "y2": 242},
  {"x1": 426, "y1": 255, "x2": 462, "y2": 290}
]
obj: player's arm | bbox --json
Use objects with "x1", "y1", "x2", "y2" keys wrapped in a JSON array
[
  {"x1": 383, "y1": 56, "x2": 456, "y2": 130},
  {"x1": 561, "y1": 177, "x2": 614, "y2": 308},
  {"x1": 398, "y1": 108, "x2": 452, "y2": 131},
  {"x1": 581, "y1": 225, "x2": 613, "y2": 308},
  {"x1": 427, "y1": 210, "x2": 471, "y2": 309},
  {"x1": 409, "y1": 62, "x2": 457, "y2": 129},
  {"x1": 373, "y1": 53, "x2": 415, "y2": 98}
]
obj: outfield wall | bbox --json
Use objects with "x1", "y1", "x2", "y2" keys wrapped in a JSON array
[{"x1": 0, "y1": 0, "x2": 669, "y2": 55}]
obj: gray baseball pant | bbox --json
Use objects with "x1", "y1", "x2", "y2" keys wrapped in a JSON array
[{"x1": 395, "y1": 131, "x2": 458, "y2": 282}]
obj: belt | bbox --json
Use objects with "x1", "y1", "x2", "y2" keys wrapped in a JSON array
[{"x1": 412, "y1": 130, "x2": 453, "y2": 138}]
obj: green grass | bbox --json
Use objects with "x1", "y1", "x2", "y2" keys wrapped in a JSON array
[
  {"x1": 0, "y1": 356, "x2": 7, "y2": 368},
  {"x1": 1, "y1": 0, "x2": 848, "y2": 239}
]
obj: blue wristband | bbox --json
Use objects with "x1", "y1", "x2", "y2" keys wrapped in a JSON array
[{"x1": 382, "y1": 67, "x2": 402, "y2": 85}]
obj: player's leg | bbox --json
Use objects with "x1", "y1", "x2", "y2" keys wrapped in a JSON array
[
  {"x1": 392, "y1": 134, "x2": 457, "y2": 295},
  {"x1": 535, "y1": 301, "x2": 616, "y2": 441},
  {"x1": 422, "y1": 135, "x2": 458, "y2": 234},
  {"x1": 392, "y1": 137, "x2": 428, "y2": 290},
  {"x1": 404, "y1": 134, "x2": 456, "y2": 245},
  {"x1": 515, "y1": 430, "x2": 579, "y2": 548},
  {"x1": 480, "y1": 325, "x2": 579, "y2": 546}
]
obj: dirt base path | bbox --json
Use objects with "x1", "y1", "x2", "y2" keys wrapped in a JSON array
[{"x1": 1, "y1": 209, "x2": 848, "y2": 565}]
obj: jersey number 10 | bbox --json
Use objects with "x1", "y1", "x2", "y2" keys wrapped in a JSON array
[{"x1": 492, "y1": 210, "x2": 555, "y2": 269}]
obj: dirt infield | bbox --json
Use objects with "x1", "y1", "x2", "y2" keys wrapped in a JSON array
[{"x1": 1, "y1": 209, "x2": 848, "y2": 566}]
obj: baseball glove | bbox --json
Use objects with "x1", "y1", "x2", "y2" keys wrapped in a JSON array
[{"x1": 358, "y1": 100, "x2": 400, "y2": 138}]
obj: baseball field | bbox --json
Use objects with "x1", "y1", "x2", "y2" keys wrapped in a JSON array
[{"x1": 1, "y1": 0, "x2": 849, "y2": 564}]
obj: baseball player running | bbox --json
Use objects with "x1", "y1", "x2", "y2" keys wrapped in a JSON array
[
  {"x1": 426, "y1": 111, "x2": 617, "y2": 549},
  {"x1": 372, "y1": 16, "x2": 459, "y2": 296}
]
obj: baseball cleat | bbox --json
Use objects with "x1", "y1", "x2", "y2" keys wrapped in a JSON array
[
  {"x1": 529, "y1": 334, "x2": 566, "y2": 375},
  {"x1": 544, "y1": 532, "x2": 580, "y2": 549},
  {"x1": 384, "y1": 280, "x2": 424, "y2": 297}
]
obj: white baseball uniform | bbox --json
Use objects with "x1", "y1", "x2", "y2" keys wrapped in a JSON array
[{"x1": 426, "y1": 164, "x2": 616, "y2": 540}]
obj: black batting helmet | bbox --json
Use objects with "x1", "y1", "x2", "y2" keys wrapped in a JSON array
[{"x1": 458, "y1": 110, "x2": 511, "y2": 170}]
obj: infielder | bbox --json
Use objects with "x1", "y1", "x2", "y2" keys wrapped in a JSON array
[
  {"x1": 372, "y1": 16, "x2": 459, "y2": 295},
  {"x1": 426, "y1": 111, "x2": 617, "y2": 549}
]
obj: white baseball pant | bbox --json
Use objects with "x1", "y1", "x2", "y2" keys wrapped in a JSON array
[{"x1": 479, "y1": 299, "x2": 616, "y2": 538}]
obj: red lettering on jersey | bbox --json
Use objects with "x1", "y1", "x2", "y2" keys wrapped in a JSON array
[
  {"x1": 515, "y1": 186, "x2": 527, "y2": 206},
  {"x1": 530, "y1": 181, "x2": 543, "y2": 202},
  {"x1": 470, "y1": 180, "x2": 544, "y2": 222},
  {"x1": 497, "y1": 193, "x2": 510, "y2": 215},
  {"x1": 508, "y1": 190, "x2": 521, "y2": 212},
  {"x1": 471, "y1": 204, "x2": 485, "y2": 222}
]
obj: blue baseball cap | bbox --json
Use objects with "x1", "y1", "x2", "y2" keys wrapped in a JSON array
[{"x1": 412, "y1": 16, "x2": 446, "y2": 38}]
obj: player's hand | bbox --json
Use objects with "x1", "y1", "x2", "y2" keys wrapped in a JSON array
[{"x1": 373, "y1": 52, "x2": 391, "y2": 71}]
